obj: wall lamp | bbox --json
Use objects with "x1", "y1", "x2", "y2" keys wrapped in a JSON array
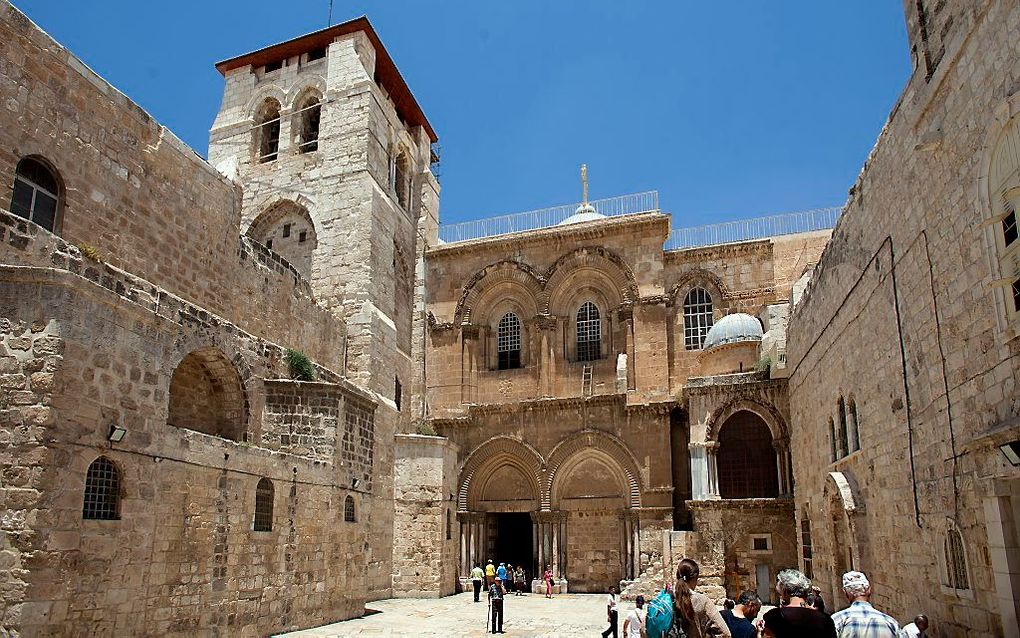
[
  {"x1": 999, "y1": 440, "x2": 1020, "y2": 467},
  {"x1": 107, "y1": 424, "x2": 127, "y2": 443}
]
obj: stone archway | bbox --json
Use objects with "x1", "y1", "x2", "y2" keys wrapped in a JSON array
[
  {"x1": 825, "y1": 471, "x2": 863, "y2": 610},
  {"x1": 168, "y1": 347, "x2": 248, "y2": 441},
  {"x1": 716, "y1": 410, "x2": 779, "y2": 499}
]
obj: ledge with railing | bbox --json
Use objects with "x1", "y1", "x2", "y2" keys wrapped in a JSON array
[{"x1": 436, "y1": 192, "x2": 842, "y2": 250}]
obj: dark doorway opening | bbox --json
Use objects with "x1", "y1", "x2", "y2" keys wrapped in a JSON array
[
  {"x1": 670, "y1": 407, "x2": 692, "y2": 530},
  {"x1": 491, "y1": 513, "x2": 534, "y2": 579}
]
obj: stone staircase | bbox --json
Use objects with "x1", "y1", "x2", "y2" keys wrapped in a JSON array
[{"x1": 620, "y1": 530, "x2": 727, "y2": 604}]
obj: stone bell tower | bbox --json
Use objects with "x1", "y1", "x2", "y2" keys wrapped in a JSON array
[{"x1": 208, "y1": 16, "x2": 440, "y2": 598}]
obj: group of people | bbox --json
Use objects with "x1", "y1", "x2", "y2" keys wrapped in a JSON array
[
  {"x1": 600, "y1": 559, "x2": 929, "y2": 638},
  {"x1": 470, "y1": 560, "x2": 557, "y2": 634}
]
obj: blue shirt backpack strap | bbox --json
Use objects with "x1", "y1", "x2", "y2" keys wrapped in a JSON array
[{"x1": 645, "y1": 588, "x2": 675, "y2": 638}]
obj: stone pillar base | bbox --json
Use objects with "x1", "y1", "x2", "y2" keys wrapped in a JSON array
[{"x1": 530, "y1": 578, "x2": 569, "y2": 594}]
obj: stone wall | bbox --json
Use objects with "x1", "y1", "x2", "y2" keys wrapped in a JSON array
[{"x1": 787, "y1": 1, "x2": 1020, "y2": 634}]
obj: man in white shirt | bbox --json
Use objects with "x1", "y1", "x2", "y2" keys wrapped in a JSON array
[
  {"x1": 623, "y1": 595, "x2": 645, "y2": 638},
  {"x1": 601, "y1": 586, "x2": 619, "y2": 638},
  {"x1": 900, "y1": 614, "x2": 928, "y2": 637}
]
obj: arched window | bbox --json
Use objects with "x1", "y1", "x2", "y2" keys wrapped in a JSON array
[
  {"x1": 683, "y1": 288, "x2": 714, "y2": 350},
  {"x1": 344, "y1": 495, "x2": 356, "y2": 522},
  {"x1": 836, "y1": 397, "x2": 849, "y2": 459},
  {"x1": 294, "y1": 91, "x2": 322, "y2": 153},
  {"x1": 847, "y1": 397, "x2": 860, "y2": 453},
  {"x1": 944, "y1": 526, "x2": 970, "y2": 591},
  {"x1": 497, "y1": 312, "x2": 522, "y2": 370},
  {"x1": 717, "y1": 411, "x2": 779, "y2": 498},
  {"x1": 446, "y1": 509, "x2": 452, "y2": 540},
  {"x1": 576, "y1": 301, "x2": 601, "y2": 362},
  {"x1": 82, "y1": 456, "x2": 120, "y2": 520},
  {"x1": 10, "y1": 157, "x2": 60, "y2": 232},
  {"x1": 254, "y1": 98, "x2": 281, "y2": 163},
  {"x1": 253, "y1": 478, "x2": 274, "y2": 532}
]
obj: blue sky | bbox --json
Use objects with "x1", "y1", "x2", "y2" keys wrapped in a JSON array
[{"x1": 16, "y1": 1, "x2": 910, "y2": 228}]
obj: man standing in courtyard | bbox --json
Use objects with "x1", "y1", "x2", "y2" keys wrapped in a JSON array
[
  {"x1": 721, "y1": 590, "x2": 760, "y2": 638},
  {"x1": 831, "y1": 571, "x2": 900, "y2": 638},
  {"x1": 471, "y1": 562, "x2": 485, "y2": 602},
  {"x1": 488, "y1": 576, "x2": 506, "y2": 633},
  {"x1": 486, "y1": 559, "x2": 496, "y2": 587},
  {"x1": 622, "y1": 594, "x2": 645, "y2": 638}
]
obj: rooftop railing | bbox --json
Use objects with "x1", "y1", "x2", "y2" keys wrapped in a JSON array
[
  {"x1": 664, "y1": 206, "x2": 842, "y2": 251},
  {"x1": 438, "y1": 191, "x2": 659, "y2": 244}
]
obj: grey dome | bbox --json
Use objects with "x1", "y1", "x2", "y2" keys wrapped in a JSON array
[
  {"x1": 557, "y1": 203, "x2": 606, "y2": 226},
  {"x1": 703, "y1": 313, "x2": 763, "y2": 350}
]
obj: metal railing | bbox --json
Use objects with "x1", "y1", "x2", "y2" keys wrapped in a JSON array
[
  {"x1": 664, "y1": 206, "x2": 842, "y2": 251},
  {"x1": 438, "y1": 191, "x2": 659, "y2": 243}
]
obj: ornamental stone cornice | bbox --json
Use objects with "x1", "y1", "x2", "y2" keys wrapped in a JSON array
[
  {"x1": 664, "y1": 238, "x2": 773, "y2": 261},
  {"x1": 683, "y1": 372, "x2": 783, "y2": 395},
  {"x1": 427, "y1": 213, "x2": 670, "y2": 259}
]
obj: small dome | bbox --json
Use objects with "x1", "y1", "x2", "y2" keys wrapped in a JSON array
[
  {"x1": 557, "y1": 203, "x2": 606, "y2": 226},
  {"x1": 703, "y1": 313, "x2": 763, "y2": 350}
]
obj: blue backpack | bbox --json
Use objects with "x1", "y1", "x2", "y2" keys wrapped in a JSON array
[{"x1": 644, "y1": 588, "x2": 675, "y2": 638}]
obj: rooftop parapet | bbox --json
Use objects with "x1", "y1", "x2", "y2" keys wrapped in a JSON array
[{"x1": 665, "y1": 206, "x2": 842, "y2": 251}]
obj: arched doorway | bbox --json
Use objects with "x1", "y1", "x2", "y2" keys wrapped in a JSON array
[
  {"x1": 553, "y1": 452, "x2": 628, "y2": 592},
  {"x1": 717, "y1": 410, "x2": 779, "y2": 498},
  {"x1": 824, "y1": 471, "x2": 862, "y2": 610},
  {"x1": 474, "y1": 461, "x2": 538, "y2": 575}
]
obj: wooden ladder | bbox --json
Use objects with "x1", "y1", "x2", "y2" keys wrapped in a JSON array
[{"x1": 581, "y1": 364, "x2": 593, "y2": 397}]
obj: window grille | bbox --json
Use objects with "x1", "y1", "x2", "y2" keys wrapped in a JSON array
[
  {"x1": 10, "y1": 157, "x2": 59, "y2": 232},
  {"x1": 344, "y1": 495, "x2": 356, "y2": 522},
  {"x1": 683, "y1": 288, "x2": 714, "y2": 350},
  {"x1": 752, "y1": 536, "x2": 769, "y2": 551},
  {"x1": 497, "y1": 312, "x2": 522, "y2": 370},
  {"x1": 254, "y1": 477, "x2": 273, "y2": 532},
  {"x1": 944, "y1": 528, "x2": 969, "y2": 590},
  {"x1": 576, "y1": 301, "x2": 602, "y2": 362},
  {"x1": 717, "y1": 412, "x2": 779, "y2": 498},
  {"x1": 82, "y1": 456, "x2": 120, "y2": 520},
  {"x1": 800, "y1": 516, "x2": 813, "y2": 579}
]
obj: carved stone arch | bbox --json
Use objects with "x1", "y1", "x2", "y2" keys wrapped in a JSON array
[
  {"x1": 454, "y1": 260, "x2": 545, "y2": 326},
  {"x1": 669, "y1": 268, "x2": 729, "y2": 304},
  {"x1": 247, "y1": 85, "x2": 287, "y2": 118},
  {"x1": 246, "y1": 197, "x2": 319, "y2": 279},
  {"x1": 544, "y1": 429, "x2": 642, "y2": 509},
  {"x1": 289, "y1": 76, "x2": 326, "y2": 108},
  {"x1": 705, "y1": 398, "x2": 788, "y2": 442},
  {"x1": 825, "y1": 471, "x2": 864, "y2": 583},
  {"x1": 543, "y1": 247, "x2": 638, "y2": 314},
  {"x1": 458, "y1": 436, "x2": 545, "y2": 511},
  {"x1": 247, "y1": 192, "x2": 319, "y2": 233}
]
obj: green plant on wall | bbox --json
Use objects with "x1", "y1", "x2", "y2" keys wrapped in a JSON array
[
  {"x1": 285, "y1": 348, "x2": 316, "y2": 381},
  {"x1": 755, "y1": 355, "x2": 771, "y2": 373},
  {"x1": 77, "y1": 242, "x2": 103, "y2": 263}
]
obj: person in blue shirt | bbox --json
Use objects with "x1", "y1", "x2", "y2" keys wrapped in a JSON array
[{"x1": 496, "y1": 562, "x2": 507, "y2": 582}]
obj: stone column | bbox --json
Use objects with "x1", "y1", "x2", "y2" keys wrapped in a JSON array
[
  {"x1": 631, "y1": 514, "x2": 641, "y2": 579},
  {"x1": 461, "y1": 325, "x2": 480, "y2": 404},
  {"x1": 558, "y1": 514, "x2": 568, "y2": 579},
  {"x1": 535, "y1": 315, "x2": 557, "y2": 397},
  {"x1": 707, "y1": 442, "x2": 721, "y2": 499},
  {"x1": 620, "y1": 306, "x2": 636, "y2": 391},
  {"x1": 460, "y1": 519, "x2": 468, "y2": 575},
  {"x1": 689, "y1": 442, "x2": 710, "y2": 500}
]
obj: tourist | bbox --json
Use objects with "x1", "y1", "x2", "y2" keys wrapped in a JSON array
[
  {"x1": 623, "y1": 594, "x2": 646, "y2": 638},
  {"x1": 670, "y1": 558, "x2": 731, "y2": 637},
  {"x1": 721, "y1": 590, "x2": 760, "y2": 638},
  {"x1": 900, "y1": 614, "x2": 928, "y2": 637},
  {"x1": 471, "y1": 562, "x2": 485, "y2": 603},
  {"x1": 488, "y1": 576, "x2": 506, "y2": 634},
  {"x1": 543, "y1": 565, "x2": 554, "y2": 598},
  {"x1": 497, "y1": 562, "x2": 508, "y2": 584},
  {"x1": 485, "y1": 560, "x2": 496, "y2": 587},
  {"x1": 831, "y1": 571, "x2": 900, "y2": 637},
  {"x1": 601, "y1": 585, "x2": 619, "y2": 638},
  {"x1": 805, "y1": 590, "x2": 826, "y2": 614},
  {"x1": 514, "y1": 565, "x2": 526, "y2": 595},
  {"x1": 504, "y1": 564, "x2": 514, "y2": 593},
  {"x1": 760, "y1": 569, "x2": 836, "y2": 637}
]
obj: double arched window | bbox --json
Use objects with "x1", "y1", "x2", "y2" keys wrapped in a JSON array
[
  {"x1": 683, "y1": 288, "x2": 714, "y2": 350},
  {"x1": 11, "y1": 157, "x2": 60, "y2": 233},
  {"x1": 82, "y1": 456, "x2": 120, "y2": 520},
  {"x1": 390, "y1": 150, "x2": 411, "y2": 210},
  {"x1": 254, "y1": 98, "x2": 282, "y2": 163},
  {"x1": 831, "y1": 395, "x2": 860, "y2": 461},
  {"x1": 497, "y1": 312, "x2": 522, "y2": 370},
  {"x1": 253, "y1": 477, "x2": 274, "y2": 532},
  {"x1": 575, "y1": 301, "x2": 601, "y2": 362}
]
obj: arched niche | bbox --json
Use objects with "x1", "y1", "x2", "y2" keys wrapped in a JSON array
[
  {"x1": 716, "y1": 410, "x2": 779, "y2": 498},
  {"x1": 247, "y1": 199, "x2": 318, "y2": 280},
  {"x1": 168, "y1": 347, "x2": 248, "y2": 441}
]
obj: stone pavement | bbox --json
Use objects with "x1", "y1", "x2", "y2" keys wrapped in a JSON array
[{"x1": 277, "y1": 591, "x2": 629, "y2": 637}]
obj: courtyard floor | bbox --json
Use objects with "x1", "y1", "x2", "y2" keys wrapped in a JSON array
[{"x1": 277, "y1": 591, "x2": 624, "y2": 637}]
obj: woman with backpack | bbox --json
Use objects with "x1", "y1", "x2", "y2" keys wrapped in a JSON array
[{"x1": 667, "y1": 558, "x2": 731, "y2": 638}]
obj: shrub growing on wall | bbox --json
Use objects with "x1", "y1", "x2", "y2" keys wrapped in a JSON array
[{"x1": 285, "y1": 348, "x2": 316, "y2": 381}]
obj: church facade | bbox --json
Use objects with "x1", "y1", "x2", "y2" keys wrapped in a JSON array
[{"x1": 0, "y1": 0, "x2": 1018, "y2": 636}]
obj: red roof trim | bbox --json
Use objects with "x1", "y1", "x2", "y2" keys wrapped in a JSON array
[{"x1": 214, "y1": 16, "x2": 437, "y2": 143}]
